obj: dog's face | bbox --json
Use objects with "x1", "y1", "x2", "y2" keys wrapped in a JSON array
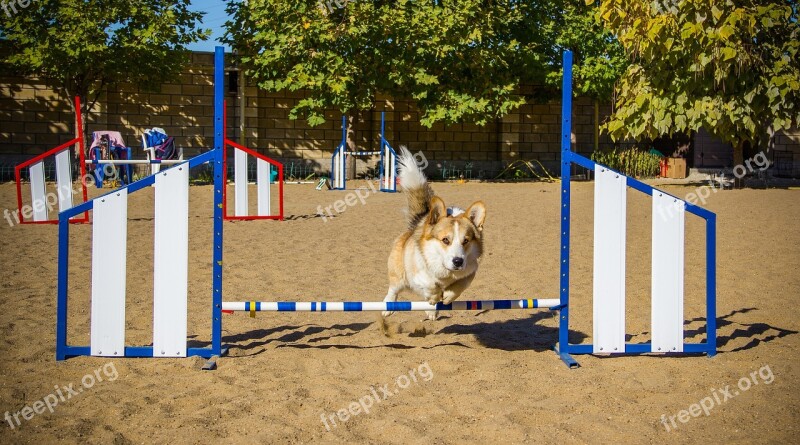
[{"x1": 422, "y1": 197, "x2": 486, "y2": 272}]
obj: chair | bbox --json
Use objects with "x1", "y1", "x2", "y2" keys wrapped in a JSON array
[
  {"x1": 88, "y1": 131, "x2": 132, "y2": 188},
  {"x1": 142, "y1": 128, "x2": 182, "y2": 175}
]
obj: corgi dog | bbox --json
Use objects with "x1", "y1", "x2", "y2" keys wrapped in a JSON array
[{"x1": 382, "y1": 147, "x2": 486, "y2": 321}]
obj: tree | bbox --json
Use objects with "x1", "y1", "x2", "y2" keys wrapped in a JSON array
[
  {"x1": 545, "y1": 2, "x2": 628, "y2": 101},
  {"x1": 544, "y1": 2, "x2": 628, "y2": 150},
  {"x1": 0, "y1": 0, "x2": 208, "y2": 137},
  {"x1": 225, "y1": 0, "x2": 621, "y2": 129},
  {"x1": 593, "y1": 0, "x2": 800, "y2": 164}
]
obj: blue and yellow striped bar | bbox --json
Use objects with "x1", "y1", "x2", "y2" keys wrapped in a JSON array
[{"x1": 223, "y1": 299, "x2": 561, "y2": 313}]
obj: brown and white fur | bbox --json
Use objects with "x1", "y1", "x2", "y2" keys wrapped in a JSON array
[{"x1": 382, "y1": 147, "x2": 486, "y2": 321}]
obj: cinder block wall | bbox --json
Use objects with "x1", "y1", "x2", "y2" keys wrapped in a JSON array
[
  {"x1": 773, "y1": 128, "x2": 800, "y2": 177},
  {"x1": 3, "y1": 51, "x2": 797, "y2": 179}
]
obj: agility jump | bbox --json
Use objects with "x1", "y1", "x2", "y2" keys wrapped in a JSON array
[
  {"x1": 15, "y1": 97, "x2": 283, "y2": 224},
  {"x1": 330, "y1": 112, "x2": 397, "y2": 192},
  {"x1": 222, "y1": 101, "x2": 284, "y2": 221},
  {"x1": 13, "y1": 97, "x2": 89, "y2": 224},
  {"x1": 54, "y1": 48, "x2": 717, "y2": 368}
]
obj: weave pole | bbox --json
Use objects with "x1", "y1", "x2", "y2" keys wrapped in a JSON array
[{"x1": 222, "y1": 299, "x2": 561, "y2": 313}]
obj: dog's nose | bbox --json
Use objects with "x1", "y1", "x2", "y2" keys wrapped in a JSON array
[{"x1": 452, "y1": 257, "x2": 464, "y2": 268}]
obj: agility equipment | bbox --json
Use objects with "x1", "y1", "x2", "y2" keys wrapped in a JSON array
[
  {"x1": 142, "y1": 127, "x2": 182, "y2": 176},
  {"x1": 222, "y1": 102, "x2": 284, "y2": 221},
  {"x1": 554, "y1": 50, "x2": 716, "y2": 366},
  {"x1": 330, "y1": 113, "x2": 397, "y2": 192},
  {"x1": 223, "y1": 299, "x2": 562, "y2": 314},
  {"x1": 15, "y1": 101, "x2": 282, "y2": 224},
  {"x1": 14, "y1": 97, "x2": 89, "y2": 224},
  {"x1": 54, "y1": 48, "x2": 716, "y2": 368}
]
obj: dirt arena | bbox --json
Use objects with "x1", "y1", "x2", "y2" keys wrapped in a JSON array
[{"x1": 0, "y1": 178, "x2": 797, "y2": 444}]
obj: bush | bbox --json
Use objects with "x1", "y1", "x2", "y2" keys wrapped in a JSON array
[{"x1": 590, "y1": 146, "x2": 662, "y2": 178}]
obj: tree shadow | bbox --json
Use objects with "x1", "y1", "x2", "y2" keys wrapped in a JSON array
[
  {"x1": 284, "y1": 213, "x2": 331, "y2": 221},
  {"x1": 185, "y1": 307, "x2": 793, "y2": 358},
  {"x1": 683, "y1": 307, "x2": 798, "y2": 353},
  {"x1": 216, "y1": 322, "x2": 373, "y2": 356}
]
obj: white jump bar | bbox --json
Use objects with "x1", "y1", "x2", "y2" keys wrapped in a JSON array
[{"x1": 85, "y1": 160, "x2": 186, "y2": 165}]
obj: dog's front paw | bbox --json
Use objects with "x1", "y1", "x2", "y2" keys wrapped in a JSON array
[
  {"x1": 442, "y1": 294, "x2": 459, "y2": 305},
  {"x1": 382, "y1": 310, "x2": 394, "y2": 318}
]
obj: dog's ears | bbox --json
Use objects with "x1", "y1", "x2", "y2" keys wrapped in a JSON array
[
  {"x1": 465, "y1": 201, "x2": 486, "y2": 231},
  {"x1": 428, "y1": 196, "x2": 446, "y2": 225}
]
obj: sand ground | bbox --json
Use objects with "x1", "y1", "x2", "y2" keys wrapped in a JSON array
[{"x1": 0, "y1": 178, "x2": 798, "y2": 444}]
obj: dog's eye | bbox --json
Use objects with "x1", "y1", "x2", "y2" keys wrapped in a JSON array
[
  {"x1": 462, "y1": 238, "x2": 470, "y2": 245},
  {"x1": 441, "y1": 237, "x2": 450, "y2": 245}
]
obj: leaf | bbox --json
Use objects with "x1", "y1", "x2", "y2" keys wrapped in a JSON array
[
  {"x1": 607, "y1": 119, "x2": 624, "y2": 133},
  {"x1": 721, "y1": 47, "x2": 737, "y2": 61},
  {"x1": 711, "y1": 6, "x2": 723, "y2": 22},
  {"x1": 718, "y1": 25, "x2": 734, "y2": 40}
]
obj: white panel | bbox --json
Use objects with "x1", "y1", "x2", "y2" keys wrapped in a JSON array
[
  {"x1": 256, "y1": 158, "x2": 271, "y2": 216},
  {"x1": 389, "y1": 151, "x2": 395, "y2": 189},
  {"x1": 334, "y1": 149, "x2": 344, "y2": 189},
  {"x1": 384, "y1": 145, "x2": 391, "y2": 189},
  {"x1": 55, "y1": 150, "x2": 74, "y2": 213},
  {"x1": 339, "y1": 151, "x2": 345, "y2": 188},
  {"x1": 383, "y1": 145, "x2": 388, "y2": 189},
  {"x1": 90, "y1": 190, "x2": 128, "y2": 356},
  {"x1": 153, "y1": 167, "x2": 189, "y2": 357},
  {"x1": 593, "y1": 168, "x2": 627, "y2": 353},
  {"x1": 234, "y1": 148, "x2": 248, "y2": 216},
  {"x1": 651, "y1": 192, "x2": 685, "y2": 352},
  {"x1": 29, "y1": 161, "x2": 48, "y2": 221}
]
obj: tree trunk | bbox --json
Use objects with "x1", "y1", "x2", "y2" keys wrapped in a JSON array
[
  {"x1": 733, "y1": 139, "x2": 745, "y2": 188},
  {"x1": 594, "y1": 99, "x2": 600, "y2": 152}
]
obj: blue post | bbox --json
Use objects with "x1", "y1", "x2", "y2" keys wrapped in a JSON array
[
  {"x1": 55, "y1": 212, "x2": 70, "y2": 360},
  {"x1": 557, "y1": 50, "x2": 578, "y2": 368},
  {"x1": 706, "y1": 214, "x2": 717, "y2": 356},
  {"x1": 125, "y1": 147, "x2": 132, "y2": 185},
  {"x1": 94, "y1": 147, "x2": 103, "y2": 188},
  {"x1": 378, "y1": 111, "x2": 397, "y2": 192},
  {"x1": 341, "y1": 115, "x2": 347, "y2": 189},
  {"x1": 212, "y1": 46, "x2": 225, "y2": 357},
  {"x1": 380, "y1": 111, "x2": 385, "y2": 190}
]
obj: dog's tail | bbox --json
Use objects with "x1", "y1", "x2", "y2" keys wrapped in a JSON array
[{"x1": 397, "y1": 146, "x2": 433, "y2": 230}]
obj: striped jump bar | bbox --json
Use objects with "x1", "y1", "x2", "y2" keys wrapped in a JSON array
[{"x1": 222, "y1": 299, "x2": 561, "y2": 313}]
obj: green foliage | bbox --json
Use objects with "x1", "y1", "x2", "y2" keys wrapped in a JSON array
[
  {"x1": 0, "y1": 0, "x2": 208, "y2": 125},
  {"x1": 590, "y1": 146, "x2": 661, "y2": 178},
  {"x1": 545, "y1": 2, "x2": 628, "y2": 100},
  {"x1": 225, "y1": 1, "x2": 625, "y2": 127},
  {"x1": 594, "y1": 0, "x2": 800, "y2": 148}
]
